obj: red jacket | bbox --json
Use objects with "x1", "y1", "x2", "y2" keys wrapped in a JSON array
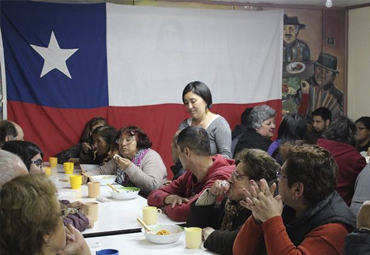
[
  {"x1": 234, "y1": 216, "x2": 350, "y2": 255},
  {"x1": 147, "y1": 154, "x2": 235, "y2": 221},
  {"x1": 317, "y1": 138, "x2": 366, "y2": 205}
]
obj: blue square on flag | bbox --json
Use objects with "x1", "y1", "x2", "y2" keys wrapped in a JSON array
[{"x1": 1, "y1": 1, "x2": 108, "y2": 109}]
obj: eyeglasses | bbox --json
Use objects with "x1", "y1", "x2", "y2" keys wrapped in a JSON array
[
  {"x1": 276, "y1": 170, "x2": 288, "y2": 181},
  {"x1": 116, "y1": 137, "x2": 135, "y2": 145},
  {"x1": 357, "y1": 127, "x2": 367, "y2": 131},
  {"x1": 30, "y1": 159, "x2": 43, "y2": 168},
  {"x1": 231, "y1": 170, "x2": 247, "y2": 181}
]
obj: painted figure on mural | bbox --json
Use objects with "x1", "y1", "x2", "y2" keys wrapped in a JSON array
[
  {"x1": 294, "y1": 52, "x2": 343, "y2": 119},
  {"x1": 283, "y1": 14, "x2": 311, "y2": 63}
]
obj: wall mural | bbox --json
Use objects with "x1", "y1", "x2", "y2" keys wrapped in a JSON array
[{"x1": 282, "y1": 11, "x2": 345, "y2": 120}]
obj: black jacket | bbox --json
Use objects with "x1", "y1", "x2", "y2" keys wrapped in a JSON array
[
  {"x1": 260, "y1": 191, "x2": 356, "y2": 255},
  {"x1": 234, "y1": 128, "x2": 272, "y2": 156},
  {"x1": 187, "y1": 198, "x2": 251, "y2": 255},
  {"x1": 344, "y1": 229, "x2": 370, "y2": 255}
]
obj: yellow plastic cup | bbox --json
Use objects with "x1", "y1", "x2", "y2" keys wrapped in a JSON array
[
  {"x1": 142, "y1": 206, "x2": 162, "y2": 225},
  {"x1": 44, "y1": 167, "x2": 51, "y2": 177},
  {"x1": 69, "y1": 175, "x2": 82, "y2": 189},
  {"x1": 63, "y1": 162, "x2": 74, "y2": 174},
  {"x1": 185, "y1": 227, "x2": 202, "y2": 249},
  {"x1": 49, "y1": 157, "x2": 58, "y2": 168}
]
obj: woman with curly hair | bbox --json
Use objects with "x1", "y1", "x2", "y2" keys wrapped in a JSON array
[{"x1": 87, "y1": 126, "x2": 167, "y2": 195}]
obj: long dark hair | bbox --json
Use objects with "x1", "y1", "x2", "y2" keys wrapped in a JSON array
[
  {"x1": 278, "y1": 113, "x2": 309, "y2": 144},
  {"x1": 2, "y1": 141, "x2": 43, "y2": 171},
  {"x1": 79, "y1": 117, "x2": 107, "y2": 144}
]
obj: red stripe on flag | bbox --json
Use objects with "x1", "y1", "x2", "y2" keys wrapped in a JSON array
[{"x1": 8, "y1": 100, "x2": 281, "y2": 179}]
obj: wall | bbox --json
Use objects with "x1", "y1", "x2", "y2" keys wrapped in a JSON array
[{"x1": 348, "y1": 6, "x2": 370, "y2": 121}]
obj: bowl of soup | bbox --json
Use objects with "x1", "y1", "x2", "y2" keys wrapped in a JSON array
[
  {"x1": 142, "y1": 224, "x2": 184, "y2": 244},
  {"x1": 109, "y1": 186, "x2": 141, "y2": 200}
]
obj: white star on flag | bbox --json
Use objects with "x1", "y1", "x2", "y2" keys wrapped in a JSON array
[{"x1": 31, "y1": 31, "x2": 78, "y2": 79}]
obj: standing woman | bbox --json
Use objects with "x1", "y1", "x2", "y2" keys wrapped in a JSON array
[{"x1": 180, "y1": 81, "x2": 232, "y2": 158}]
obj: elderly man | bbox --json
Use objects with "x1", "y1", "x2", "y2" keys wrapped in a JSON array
[
  {"x1": 147, "y1": 126, "x2": 234, "y2": 221},
  {"x1": 0, "y1": 150, "x2": 28, "y2": 188},
  {"x1": 283, "y1": 14, "x2": 310, "y2": 63},
  {"x1": 295, "y1": 52, "x2": 343, "y2": 118},
  {"x1": 0, "y1": 120, "x2": 24, "y2": 147}
]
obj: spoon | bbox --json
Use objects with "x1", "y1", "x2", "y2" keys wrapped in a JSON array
[
  {"x1": 137, "y1": 218, "x2": 156, "y2": 234},
  {"x1": 107, "y1": 183, "x2": 120, "y2": 193}
]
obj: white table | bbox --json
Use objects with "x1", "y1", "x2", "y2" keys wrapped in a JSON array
[
  {"x1": 86, "y1": 232, "x2": 216, "y2": 255},
  {"x1": 49, "y1": 164, "x2": 183, "y2": 237}
]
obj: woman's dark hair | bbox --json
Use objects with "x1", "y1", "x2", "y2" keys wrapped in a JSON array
[
  {"x1": 355, "y1": 116, "x2": 370, "y2": 130},
  {"x1": 278, "y1": 113, "x2": 309, "y2": 144},
  {"x1": 182, "y1": 81, "x2": 213, "y2": 109},
  {"x1": 323, "y1": 116, "x2": 357, "y2": 147},
  {"x1": 118, "y1": 126, "x2": 152, "y2": 149},
  {"x1": 280, "y1": 142, "x2": 338, "y2": 204},
  {"x1": 92, "y1": 125, "x2": 118, "y2": 152},
  {"x1": 2, "y1": 141, "x2": 43, "y2": 171},
  {"x1": 80, "y1": 117, "x2": 107, "y2": 144}
]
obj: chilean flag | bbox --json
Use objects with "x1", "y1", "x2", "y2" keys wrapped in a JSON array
[{"x1": 1, "y1": 1, "x2": 282, "y2": 176}]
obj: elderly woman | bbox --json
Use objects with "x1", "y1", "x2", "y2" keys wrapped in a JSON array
[
  {"x1": 2, "y1": 140, "x2": 90, "y2": 232},
  {"x1": 88, "y1": 126, "x2": 167, "y2": 195},
  {"x1": 234, "y1": 105, "x2": 276, "y2": 156},
  {"x1": 186, "y1": 149, "x2": 280, "y2": 255},
  {"x1": 233, "y1": 143, "x2": 356, "y2": 255},
  {"x1": 180, "y1": 81, "x2": 232, "y2": 158},
  {"x1": 2, "y1": 140, "x2": 45, "y2": 174},
  {"x1": 0, "y1": 174, "x2": 91, "y2": 255},
  {"x1": 80, "y1": 125, "x2": 118, "y2": 165},
  {"x1": 56, "y1": 116, "x2": 107, "y2": 164}
]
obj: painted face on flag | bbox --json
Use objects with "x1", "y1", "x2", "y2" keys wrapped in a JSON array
[
  {"x1": 257, "y1": 117, "x2": 276, "y2": 138},
  {"x1": 183, "y1": 91, "x2": 208, "y2": 120}
]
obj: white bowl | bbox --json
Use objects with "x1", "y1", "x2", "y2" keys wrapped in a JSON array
[
  {"x1": 142, "y1": 224, "x2": 184, "y2": 244},
  {"x1": 89, "y1": 175, "x2": 116, "y2": 186},
  {"x1": 109, "y1": 187, "x2": 140, "y2": 200}
]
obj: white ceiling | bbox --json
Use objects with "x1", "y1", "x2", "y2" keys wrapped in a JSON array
[
  {"x1": 34, "y1": 0, "x2": 370, "y2": 8},
  {"x1": 215, "y1": 0, "x2": 370, "y2": 8}
]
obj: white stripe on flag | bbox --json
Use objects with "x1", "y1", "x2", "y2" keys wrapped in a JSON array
[{"x1": 107, "y1": 4, "x2": 283, "y2": 106}]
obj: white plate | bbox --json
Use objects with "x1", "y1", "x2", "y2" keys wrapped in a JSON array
[
  {"x1": 286, "y1": 62, "x2": 306, "y2": 74},
  {"x1": 89, "y1": 175, "x2": 116, "y2": 186},
  {"x1": 80, "y1": 164, "x2": 99, "y2": 172}
]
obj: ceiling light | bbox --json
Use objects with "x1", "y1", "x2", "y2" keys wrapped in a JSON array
[{"x1": 326, "y1": 0, "x2": 333, "y2": 8}]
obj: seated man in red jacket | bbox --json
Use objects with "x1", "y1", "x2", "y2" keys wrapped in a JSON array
[{"x1": 147, "y1": 126, "x2": 234, "y2": 221}]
